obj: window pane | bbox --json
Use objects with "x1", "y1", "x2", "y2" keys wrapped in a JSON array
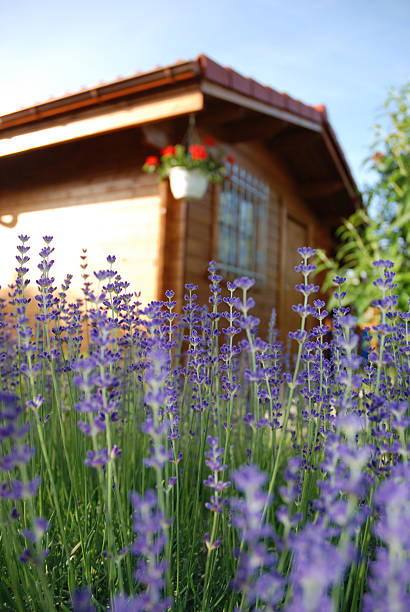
[
  {"x1": 239, "y1": 200, "x2": 253, "y2": 236},
  {"x1": 238, "y1": 233, "x2": 253, "y2": 269},
  {"x1": 219, "y1": 191, "x2": 229, "y2": 224},
  {"x1": 220, "y1": 191, "x2": 238, "y2": 227},
  {"x1": 218, "y1": 224, "x2": 236, "y2": 266},
  {"x1": 217, "y1": 166, "x2": 270, "y2": 279}
]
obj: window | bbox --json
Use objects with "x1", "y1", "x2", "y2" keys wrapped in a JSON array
[{"x1": 217, "y1": 164, "x2": 269, "y2": 281}]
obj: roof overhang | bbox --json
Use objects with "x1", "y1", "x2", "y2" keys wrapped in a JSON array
[
  {"x1": 0, "y1": 86, "x2": 203, "y2": 157},
  {"x1": 0, "y1": 55, "x2": 360, "y2": 217},
  {"x1": 201, "y1": 81, "x2": 321, "y2": 133}
]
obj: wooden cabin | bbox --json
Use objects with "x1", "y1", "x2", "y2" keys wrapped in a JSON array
[{"x1": 0, "y1": 55, "x2": 359, "y2": 340}]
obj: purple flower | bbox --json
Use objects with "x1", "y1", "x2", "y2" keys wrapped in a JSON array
[
  {"x1": 26, "y1": 394, "x2": 44, "y2": 411},
  {"x1": 363, "y1": 462, "x2": 410, "y2": 612},
  {"x1": 233, "y1": 277, "x2": 255, "y2": 291},
  {"x1": 289, "y1": 330, "x2": 307, "y2": 344},
  {"x1": 0, "y1": 476, "x2": 41, "y2": 500},
  {"x1": 111, "y1": 594, "x2": 141, "y2": 611},
  {"x1": 110, "y1": 444, "x2": 122, "y2": 459},
  {"x1": 142, "y1": 346, "x2": 172, "y2": 470},
  {"x1": 10, "y1": 507, "x2": 20, "y2": 520},
  {"x1": 0, "y1": 444, "x2": 36, "y2": 471},
  {"x1": 294, "y1": 283, "x2": 319, "y2": 297},
  {"x1": 129, "y1": 489, "x2": 172, "y2": 611},
  {"x1": 297, "y1": 246, "x2": 316, "y2": 260},
  {"x1": 294, "y1": 264, "x2": 316, "y2": 275},
  {"x1": 19, "y1": 548, "x2": 32, "y2": 563},
  {"x1": 84, "y1": 448, "x2": 109, "y2": 468},
  {"x1": 204, "y1": 436, "x2": 226, "y2": 472},
  {"x1": 372, "y1": 259, "x2": 394, "y2": 269},
  {"x1": 292, "y1": 304, "x2": 313, "y2": 317},
  {"x1": 287, "y1": 523, "x2": 345, "y2": 612},
  {"x1": 230, "y1": 465, "x2": 284, "y2": 608},
  {"x1": 72, "y1": 588, "x2": 96, "y2": 611},
  {"x1": 22, "y1": 517, "x2": 49, "y2": 543},
  {"x1": 77, "y1": 417, "x2": 106, "y2": 436},
  {"x1": 0, "y1": 392, "x2": 20, "y2": 408},
  {"x1": 203, "y1": 436, "x2": 230, "y2": 514}
]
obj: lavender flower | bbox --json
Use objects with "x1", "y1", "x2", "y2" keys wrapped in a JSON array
[
  {"x1": 22, "y1": 517, "x2": 49, "y2": 543},
  {"x1": 297, "y1": 247, "x2": 317, "y2": 259},
  {"x1": 142, "y1": 346, "x2": 172, "y2": 470},
  {"x1": 230, "y1": 465, "x2": 284, "y2": 609},
  {"x1": 129, "y1": 489, "x2": 172, "y2": 611},
  {"x1": 233, "y1": 277, "x2": 255, "y2": 291},
  {"x1": 0, "y1": 392, "x2": 49, "y2": 564},
  {"x1": 72, "y1": 588, "x2": 96, "y2": 611},
  {"x1": 203, "y1": 436, "x2": 230, "y2": 515},
  {"x1": 287, "y1": 522, "x2": 345, "y2": 612},
  {"x1": 364, "y1": 462, "x2": 410, "y2": 612}
]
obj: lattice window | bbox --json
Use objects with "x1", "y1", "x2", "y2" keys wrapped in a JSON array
[{"x1": 217, "y1": 164, "x2": 269, "y2": 281}]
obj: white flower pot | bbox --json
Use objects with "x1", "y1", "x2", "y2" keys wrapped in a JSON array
[{"x1": 169, "y1": 167, "x2": 208, "y2": 200}]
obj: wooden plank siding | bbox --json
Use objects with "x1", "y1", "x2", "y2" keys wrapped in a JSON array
[
  {"x1": 184, "y1": 184, "x2": 215, "y2": 307},
  {"x1": 0, "y1": 129, "x2": 158, "y2": 213},
  {"x1": 0, "y1": 129, "x2": 163, "y2": 311},
  {"x1": 181, "y1": 138, "x2": 331, "y2": 341},
  {"x1": 0, "y1": 122, "x2": 333, "y2": 343},
  {"x1": 159, "y1": 183, "x2": 189, "y2": 309}
]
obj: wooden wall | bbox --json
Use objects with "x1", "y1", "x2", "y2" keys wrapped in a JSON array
[
  {"x1": 0, "y1": 130, "x2": 163, "y2": 309},
  {"x1": 178, "y1": 138, "x2": 332, "y2": 341},
  {"x1": 0, "y1": 122, "x2": 334, "y2": 344}
]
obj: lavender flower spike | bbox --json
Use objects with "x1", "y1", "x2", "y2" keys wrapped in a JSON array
[
  {"x1": 297, "y1": 246, "x2": 317, "y2": 260},
  {"x1": 364, "y1": 462, "x2": 410, "y2": 612},
  {"x1": 72, "y1": 588, "x2": 96, "y2": 611},
  {"x1": 230, "y1": 465, "x2": 284, "y2": 609},
  {"x1": 287, "y1": 522, "x2": 344, "y2": 611},
  {"x1": 129, "y1": 489, "x2": 172, "y2": 611}
]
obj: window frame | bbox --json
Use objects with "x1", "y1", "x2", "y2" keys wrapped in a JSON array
[{"x1": 216, "y1": 163, "x2": 269, "y2": 283}]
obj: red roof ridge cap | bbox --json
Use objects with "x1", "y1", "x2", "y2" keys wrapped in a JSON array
[
  {"x1": 197, "y1": 55, "x2": 320, "y2": 118},
  {"x1": 315, "y1": 104, "x2": 328, "y2": 120}
]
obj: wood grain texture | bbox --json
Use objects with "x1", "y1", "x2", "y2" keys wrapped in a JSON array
[
  {"x1": 159, "y1": 181, "x2": 188, "y2": 310},
  {"x1": 0, "y1": 88, "x2": 204, "y2": 157},
  {"x1": 181, "y1": 135, "x2": 330, "y2": 340},
  {"x1": 0, "y1": 129, "x2": 158, "y2": 214},
  {"x1": 0, "y1": 120, "x2": 334, "y2": 342}
]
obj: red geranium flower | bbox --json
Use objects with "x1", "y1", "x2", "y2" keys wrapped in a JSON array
[
  {"x1": 144, "y1": 156, "x2": 159, "y2": 167},
  {"x1": 189, "y1": 144, "x2": 208, "y2": 160},
  {"x1": 372, "y1": 152, "x2": 384, "y2": 163},
  {"x1": 161, "y1": 145, "x2": 176, "y2": 157},
  {"x1": 226, "y1": 155, "x2": 235, "y2": 164},
  {"x1": 203, "y1": 136, "x2": 215, "y2": 146}
]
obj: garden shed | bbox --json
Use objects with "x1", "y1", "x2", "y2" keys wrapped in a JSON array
[{"x1": 0, "y1": 54, "x2": 359, "y2": 339}]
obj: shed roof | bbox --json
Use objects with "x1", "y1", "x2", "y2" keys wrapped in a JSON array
[
  {"x1": 0, "y1": 54, "x2": 360, "y2": 211},
  {"x1": 0, "y1": 55, "x2": 324, "y2": 126}
]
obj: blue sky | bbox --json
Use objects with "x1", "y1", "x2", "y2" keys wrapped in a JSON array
[{"x1": 1, "y1": 0, "x2": 408, "y2": 188}]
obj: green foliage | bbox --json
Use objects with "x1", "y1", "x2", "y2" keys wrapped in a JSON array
[
  {"x1": 318, "y1": 82, "x2": 410, "y2": 321},
  {"x1": 142, "y1": 143, "x2": 227, "y2": 182}
]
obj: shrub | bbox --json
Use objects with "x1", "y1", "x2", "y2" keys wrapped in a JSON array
[{"x1": 318, "y1": 82, "x2": 410, "y2": 322}]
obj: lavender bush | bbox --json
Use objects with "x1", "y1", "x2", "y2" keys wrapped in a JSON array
[{"x1": 0, "y1": 236, "x2": 408, "y2": 611}]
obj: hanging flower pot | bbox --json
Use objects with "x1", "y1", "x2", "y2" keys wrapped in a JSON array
[
  {"x1": 142, "y1": 141, "x2": 232, "y2": 200},
  {"x1": 168, "y1": 166, "x2": 208, "y2": 200}
]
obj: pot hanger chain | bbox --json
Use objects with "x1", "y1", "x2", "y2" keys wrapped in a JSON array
[{"x1": 181, "y1": 113, "x2": 200, "y2": 148}]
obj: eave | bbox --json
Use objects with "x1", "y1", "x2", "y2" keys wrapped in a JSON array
[{"x1": 0, "y1": 55, "x2": 360, "y2": 218}]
